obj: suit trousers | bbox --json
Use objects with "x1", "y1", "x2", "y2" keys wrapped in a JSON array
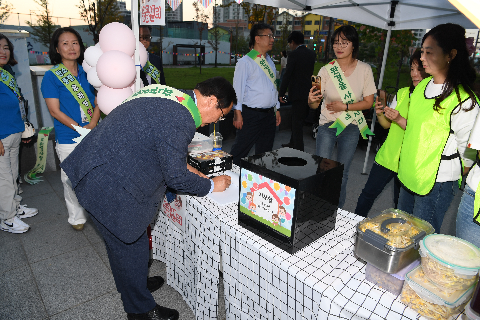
[
  {"x1": 56, "y1": 143, "x2": 87, "y2": 225},
  {"x1": 289, "y1": 99, "x2": 309, "y2": 151},
  {"x1": 90, "y1": 214, "x2": 156, "y2": 314},
  {"x1": 230, "y1": 106, "x2": 277, "y2": 165},
  {"x1": 0, "y1": 132, "x2": 21, "y2": 221}
]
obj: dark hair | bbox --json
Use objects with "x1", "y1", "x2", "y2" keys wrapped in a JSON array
[
  {"x1": 331, "y1": 25, "x2": 359, "y2": 59},
  {"x1": 49, "y1": 27, "x2": 85, "y2": 65},
  {"x1": 194, "y1": 77, "x2": 237, "y2": 110},
  {"x1": 0, "y1": 34, "x2": 18, "y2": 66},
  {"x1": 140, "y1": 25, "x2": 152, "y2": 33},
  {"x1": 248, "y1": 23, "x2": 274, "y2": 48},
  {"x1": 422, "y1": 23, "x2": 477, "y2": 112},
  {"x1": 281, "y1": 50, "x2": 287, "y2": 58},
  {"x1": 409, "y1": 49, "x2": 428, "y2": 93},
  {"x1": 287, "y1": 31, "x2": 304, "y2": 45}
]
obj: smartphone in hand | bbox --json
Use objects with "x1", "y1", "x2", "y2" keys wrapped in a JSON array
[{"x1": 377, "y1": 89, "x2": 386, "y2": 110}]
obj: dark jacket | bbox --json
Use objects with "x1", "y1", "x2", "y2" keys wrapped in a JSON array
[
  {"x1": 141, "y1": 53, "x2": 166, "y2": 86},
  {"x1": 279, "y1": 45, "x2": 316, "y2": 101},
  {"x1": 61, "y1": 90, "x2": 210, "y2": 243}
]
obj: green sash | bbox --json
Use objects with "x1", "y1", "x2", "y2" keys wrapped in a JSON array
[
  {"x1": 143, "y1": 61, "x2": 162, "y2": 84},
  {"x1": 325, "y1": 60, "x2": 374, "y2": 139},
  {"x1": 0, "y1": 68, "x2": 26, "y2": 120},
  {"x1": 24, "y1": 127, "x2": 54, "y2": 185},
  {"x1": 50, "y1": 64, "x2": 94, "y2": 123},
  {"x1": 123, "y1": 85, "x2": 202, "y2": 128},
  {"x1": 246, "y1": 49, "x2": 276, "y2": 86}
]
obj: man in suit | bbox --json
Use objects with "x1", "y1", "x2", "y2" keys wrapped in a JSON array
[
  {"x1": 61, "y1": 77, "x2": 236, "y2": 320},
  {"x1": 140, "y1": 26, "x2": 166, "y2": 86},
  {"x1": 279, "y1": 31, "x2": 316, "y2": 151}
]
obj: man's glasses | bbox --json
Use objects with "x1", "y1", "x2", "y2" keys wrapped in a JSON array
[
  {"x1": 218, "y1": 107, "x2": 226, "y2": 121},
  {"x1": 332, "y1": 41, "x2": 351, "y2": 48},
  {"x1": 140, "y1": 36, "x2": 152, "y2": 41},
  {"x1": 257, "y1": 34, "x2": 275, "y2": 39}
]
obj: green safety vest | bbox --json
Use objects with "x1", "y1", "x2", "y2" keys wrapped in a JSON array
[
  {"x1": 398, "y1": 77, "x2": 472, "y2": 195},
  {"x1": 375, "y1": 87, "x2": 410, "y2": 173}
]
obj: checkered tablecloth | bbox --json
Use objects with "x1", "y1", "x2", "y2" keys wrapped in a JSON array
[{"x1": 151, "y1": 167, "x2": 462, "y2": 320}]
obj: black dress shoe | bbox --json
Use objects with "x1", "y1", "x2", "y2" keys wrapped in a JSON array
[
  {"x1": 127, "y1": 304, "x2": 179, "y2": 320},
  {"x1": 281, "y1": 143, "x2": 293, "y2": 148},
  {"x1": 147, "y1": 276, "x2": 165, "y2": 293}
]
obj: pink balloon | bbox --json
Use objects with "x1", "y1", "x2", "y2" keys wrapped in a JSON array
[
  {"x1": 138, "y1": 42, "x2": 148, "y2": 67},
  {"x1": 99, "y1": 22, "x2": 136, "y2": 56},
  {"x1": 96, "y1": 50, "x2": 136, "y2": 89},
  {"x1": 82, "y1": 60, "x2": 92, "y2": 73},
  {"x1": 97, "y1": 86, "x2": 133, "y2": 115}
]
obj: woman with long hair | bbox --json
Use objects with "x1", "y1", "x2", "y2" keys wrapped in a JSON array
[
  {"x1": 308, "y1": 25, "x2": 376, "y2": 208},
  {"x1": 41, "y1": 27, "x2": 100, "y2": 231},
  {"x1": 0, "y1": 34, "x2": 38, "y2": 233},
  {"x1": 385, "y1": 23, "x2": 479, "y2": 232},
  {"x1": 355, "y1": 49, "x2": 428, "y2": 217}
]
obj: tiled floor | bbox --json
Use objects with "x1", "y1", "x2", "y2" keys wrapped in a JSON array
[{"x1": 0, "y1": 124, "x2": 460, "y2": 320}]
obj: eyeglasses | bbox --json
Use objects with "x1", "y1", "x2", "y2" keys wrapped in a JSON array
[
  {"x1": 139, "y1": 36, "x2": 152, "y2": 41},
  {"x1": 332, "y1": 41, "x2": 351, "y2": 48},
  {"x1": 257, "y1": 34, "x2": 275, "y2": 39},
  {"x1": 218, "y1": 108, "x2": 226, "y2": 121}
]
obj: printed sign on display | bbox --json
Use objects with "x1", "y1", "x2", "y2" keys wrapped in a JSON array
[
  {"x1": 140, "y1": 0, "x2": 165, "y2": 26},
  {"x1": 161, "y1": 195, "x2": 185, "y2": 232}
]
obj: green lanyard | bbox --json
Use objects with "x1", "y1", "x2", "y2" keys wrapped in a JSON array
[
  {"x1": 50, "y1": 64, "x2": 94, "y2": 123},
  {"x1": 0, "y1": 67, "x2": 26, "y2": 120},
  {"x1": 123, "y1": 84, "x2": 202, "y2": 128},
  {"x1": 246, "y1": 49, "x2": 276, "y2": 86},
  {"x1": 143, "y1": 61, "x2": 162, "y2": 84}
]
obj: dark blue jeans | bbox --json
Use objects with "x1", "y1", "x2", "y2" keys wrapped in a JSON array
[
  {"x1": 397, "y1": 181, "x2": 457, "y2": 233},
  {"x1": 316, "y1": 122, "x2": 359, "y2": 208},
  {"x1": 456, "y1": 184, "x2": 480, "y2": 248},
  {"x1": 355, "y1": 162, "x2": 401, "y2": 217}
]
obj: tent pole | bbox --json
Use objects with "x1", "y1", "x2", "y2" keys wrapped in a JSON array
[
  {"x1": 362, "y1": 25, "x2": 392, "y2": 174},
  {"x1": 132, "y1": 0, "x2": 141, "y2": 93}
]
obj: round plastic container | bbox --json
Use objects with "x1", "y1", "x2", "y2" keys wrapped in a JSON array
[
  {"x1": 419, "y1": 234, "x2": 480, "y2": 291},
  {"x1": 466, "y1": 301, "x2": 480, "y2": 320},
  {"x1": 209, "y1": 132, "x2": 223, "y2": 151}
]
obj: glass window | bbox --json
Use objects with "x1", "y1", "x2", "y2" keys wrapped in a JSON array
[
  {"x1": 288, "y1": 21, "x2": 292, "y2": 25},
  {"x1": 294, "y1": 21, "x2": 301, "y2": 25},
  {"x1": 277, "y1": 21, "x2": 282, "y2": 25},
  {"x1": 305, "y1": 20, "x2": 312, "y2": 25},
  {"x1": 314, "y1": 20, "x2": 320, "y2": 25},
  {"x1": 305, "y1": 30, "x2": 311, "y2": 35}
]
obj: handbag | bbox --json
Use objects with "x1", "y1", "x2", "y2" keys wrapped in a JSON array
[{"x1": 19, "y1": 98, "x2": 35, "y2": 139}]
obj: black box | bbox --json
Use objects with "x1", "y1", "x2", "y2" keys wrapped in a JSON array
[
  {"x1": 187, "y1": 150, "x2": 233, "y2": 175},
  {"x1": 238, "y1": 148, "x2": 344, "y2": 254}
]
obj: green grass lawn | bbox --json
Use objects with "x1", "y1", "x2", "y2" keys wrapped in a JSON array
[{"x1": 164, "y1": 62, "x2": 411, "y2": 92}]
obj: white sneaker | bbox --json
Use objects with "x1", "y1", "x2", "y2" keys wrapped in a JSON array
[
  {"x1": 0, "y1": 216, "x2": 30, "y2": 233},
  {"x1": 17, "y1": 204, "x2": 38, "y2": 219}
]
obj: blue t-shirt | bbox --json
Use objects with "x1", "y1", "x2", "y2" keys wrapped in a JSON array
[
  {"x1": 41, "y1": 64, "x2": 95, "y2": 144},
  {"x1": 0, "y1": 80, "x2": 24, "y2": 140}
]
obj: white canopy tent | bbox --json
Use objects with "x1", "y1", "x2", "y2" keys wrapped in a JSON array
[{"x1": 244, "y1": 0, "x2": 477, "y2": 173}]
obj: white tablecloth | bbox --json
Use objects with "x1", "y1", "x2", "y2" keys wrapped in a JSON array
[{"x1": 151, "y1": 167, "x2": 462, "y2": 320}]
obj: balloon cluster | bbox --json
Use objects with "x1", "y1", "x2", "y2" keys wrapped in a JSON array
[{"x1": 82, "y1": 22, "x2": 148, "y2": 115}]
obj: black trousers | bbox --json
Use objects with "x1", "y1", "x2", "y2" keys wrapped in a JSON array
[
  {"x1": 230, "y1": 106, "x2": 277, "y2": 165},
  {"x1": 289, "y1": 99, "x2": 309, "y2": 151}
]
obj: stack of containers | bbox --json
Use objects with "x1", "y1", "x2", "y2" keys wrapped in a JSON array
[{"x1": 400, "y1": 234, "x2": 480, "y2": 320}]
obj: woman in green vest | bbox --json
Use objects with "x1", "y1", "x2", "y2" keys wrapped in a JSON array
[
  {"x1": 384, "y1": 23, "x2": 479, "y2": 233},
  {"x1": 354, "y1": 50, "x2": 428, "y2": 217}
]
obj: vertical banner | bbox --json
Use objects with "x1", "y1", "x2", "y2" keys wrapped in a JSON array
[{"x1": 141, "y1": 0, "x2": 166, "y2": 25}]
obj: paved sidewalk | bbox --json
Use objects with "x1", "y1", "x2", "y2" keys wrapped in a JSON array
[{"x1": 0, "y1": 125, "x2": 460, "y2": 320}]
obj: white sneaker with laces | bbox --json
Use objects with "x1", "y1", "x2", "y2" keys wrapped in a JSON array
[
  {"x1": 17, "y1": 204, "x2": 38, "y2": 219},
  {"x1": 0, "y1": 216, "x2": 30, "y2": 233}
]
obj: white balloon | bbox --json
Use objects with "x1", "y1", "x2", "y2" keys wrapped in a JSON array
[
  {"x1": 87, "y1": 67, "x2": 103, "y2": 88},
  {"x1": 82, "y1": 60, "x2": 92, "y2": 73},
  {"x1": 84, "y1": 45, "x2": 104, "y2": 67},
  {"x1": 138, "y1": 42, "x2": 148, "y2": 67}
]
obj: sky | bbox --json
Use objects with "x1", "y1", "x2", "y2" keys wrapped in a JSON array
[{"x1": 5, "y1": 0, "x2": 204, "y2": 28}]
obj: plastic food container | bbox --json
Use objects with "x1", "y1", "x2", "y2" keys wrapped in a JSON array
[
  {"x1": 401, "y1": 265, "x2": 474, "y2": 320},
  {"x1": 365, "y1": 260, "x2": 420, "y2": 296},
  {"x1": 419, "y1": 234, "x2": 480, "y2": 292},
  {"x1": 465, "y1": 301, "x2": 480, "y2": 320},
  {"x1": 355, "y1": 209, "x2": 434, "y2": 274}
]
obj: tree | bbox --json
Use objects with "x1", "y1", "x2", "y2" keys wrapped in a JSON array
[
  {"x1": 78, "y1": 0, "x2": 122, "y2": 44},
  {"x1": 193, "y1": 1, "x2": 208, "y2": 73},
  {"x1": 207, "y1": 0, "x2": 221, "y2": 67},
  {"x1": 26, "y1": 0, "x2": 56, "y2": 49},
  {"x1": 0, "y1": 0, "x2": 12, "y2": 24}
]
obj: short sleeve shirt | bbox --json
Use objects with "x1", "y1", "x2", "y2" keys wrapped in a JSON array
[
  {"x1": 318, "y1": 60, "x2": 376, "y2": 125},
  {"x1": 41, "y1": 64, "x2": 95, "y2": 144}
]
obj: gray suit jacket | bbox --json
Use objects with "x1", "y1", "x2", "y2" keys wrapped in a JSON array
[{"x1": 61, "y1": 89, "x2": 211, "y2": 243}]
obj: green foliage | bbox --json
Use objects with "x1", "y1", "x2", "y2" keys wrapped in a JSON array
[
  {"x1": 77, "y1": 0, "x2": 122, "y2": 44},
  {"x1": 25, "y1": 0, "x2": 57, "y2": 48},
  {"x1": 0, "y1": 0, "x2": 12, "y2": 24}
]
